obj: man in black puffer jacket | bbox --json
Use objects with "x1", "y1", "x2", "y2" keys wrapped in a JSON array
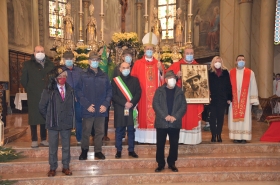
[{"x1": 152, "y1": 70, "x2": 187, "y2": 173}]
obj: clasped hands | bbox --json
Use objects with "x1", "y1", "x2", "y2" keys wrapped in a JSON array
[
  {"x1": 125, "y1": 102, "x2": 133, "y2": 109},
  {"x1": 87, "y1": 104, "x2": 107, "y2": 113},
  {"x1": 165, "y1": 115, "x2": 176, "y2": 123}
]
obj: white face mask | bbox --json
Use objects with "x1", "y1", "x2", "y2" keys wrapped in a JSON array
[
  {"x1": 167, "y1": 78, "x2": 176, "y2": 88},
  {"x1": 35, "y1": 53, "x2": 45, "y2": 61},
  {"x1": 214, "y1": 62, "x2": 221, "y2": 69}
]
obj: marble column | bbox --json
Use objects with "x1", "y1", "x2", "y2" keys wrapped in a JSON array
[
  {"x1": 220, "y1": 0, "x2": 235, "y2": 69},
  {"x1": 136, "y1": 2, "x2": 143, "y2": 41},
  {"x1": 0, "y1": 1, "x2": 9, "y2": 104},
  {"x1": 258, "y1": 0, "x2": 275, "y2": 98},
  {"x1": 32, "y1": 0, "x2": 40, "y2": 46},
  {"x1": 83, "y1": 1, "x2": 90, "y2": 42},
  {"x1": 238, "y1": 0, "x2": 253, "y2": 68}
]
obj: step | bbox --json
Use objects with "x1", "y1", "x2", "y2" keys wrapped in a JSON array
[
  {"x1": 11, "y1": 143, "x2": 280, "y2": 158},
  {"x1": 138, "y1": 182, "x2": 280, "y2": 185},
  {"x1": 1, "y1": 153, "x2": 280, "y2": 174},
  {"x1": 3, "y1": 126, "x2": 28, "y2": 144},
  {"x1": 1, "y1": 166, "x2": 280, "y2": 185}
]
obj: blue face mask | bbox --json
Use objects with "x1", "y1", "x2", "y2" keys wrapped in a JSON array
[
  {"x1": 237, "y1": 60, "x2": 245, "y2": 68},
  {"x1": 90, "y1": 61, "x2": 99, "y2": 68},
  {"x1": 124, "y1": 55, "x2": 132, "y2": 64},
  {"x1": 65, "y1": 60, "x2": 73, "y2": 67},
  {"x1": 145, "y1": 50, "x2": 153, "y2": 58},
  {"x1": 122, "y1": 69, "x2": 130, "y2": 76},
  {"x1": 185, "y1": 55, "x2": 193, "y2": 62}
]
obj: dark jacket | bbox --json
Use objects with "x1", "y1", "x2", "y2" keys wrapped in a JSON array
[
  {"x1": 208, "y1": 69, "x2": 232, "y2": 105},
  {"x1": 39, "y1": 83, "x2": 75, "y2": 130},
  {"x1": 20, "y1": 56, "x2": 54, "y2": 125},
  {"x1": 152, "y1": 84, "x2": 187, "y2": 129},
  {"x1": 112, "y1": 74, "x2": 141, "y2": 128},
  {"x1": 76, "y1": 67, "x2": 112, "y2": 118},
  {"x1": 62, "y1": 66, "x2": 83, "y2": 92}
]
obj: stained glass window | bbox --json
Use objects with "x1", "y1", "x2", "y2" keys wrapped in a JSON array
[
  {"x1": 49, "y1": 0, "x2": 67, "y2": 38},
  {"x1": 158, "y1": 0, "x2": 176, "y2": 39}
]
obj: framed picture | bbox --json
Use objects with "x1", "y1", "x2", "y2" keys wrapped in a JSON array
[{"x1": 181, "y1": 64, "x2": 210, "y2": 104}]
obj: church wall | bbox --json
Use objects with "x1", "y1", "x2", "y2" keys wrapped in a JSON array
[{"x1": 274, "y1": 45, "x2": 280, "y2": 75}]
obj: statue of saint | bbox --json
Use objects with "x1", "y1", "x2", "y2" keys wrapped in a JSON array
[
  {"x1": 151, "y1": 8, "x2": 162, "y2": 45},
  {"x1": 62, "y1": 3, "x2": 74, "y2": 42},
  {"x1": 174, "y1": 8, "x2": 184, "y2": 46},
  {"x1": 86, "y1": 4, "x2": 97, "y2": 45}
]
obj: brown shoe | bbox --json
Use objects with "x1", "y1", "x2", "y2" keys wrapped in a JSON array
[
  {"x1": 47, "y1": 170, "x2": 56, "y2": 177},
  {"x1": 62, "y1": 168, "x2": 72, "y2": 175},
  {"x1": 102, "y1": 136, "x2": 110, "y2": 141}
]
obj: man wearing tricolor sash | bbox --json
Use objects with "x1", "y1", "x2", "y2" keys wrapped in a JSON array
[
  {"x1": 131, "y1": 32, "x2": 164, "y2": 143},
  {"x1": 228, "y1": 55, "x2": 259, "y2": 144},
  {"x1": 112, "y1": 62, "x2": 141, "y2": 158}
]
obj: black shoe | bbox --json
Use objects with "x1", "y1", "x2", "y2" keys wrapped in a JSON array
[
  {"x1": 217, "y1": 134, "x2": 222, "y2": 142},
  {"x1": 79, "y1": 149, "x2": 88, "y2": 160},
  {"x1": 241, "y1": 140, "x2": 247, "y2": 144},
  {"x1": 115, "y1": 151, "x2": 121, "y2": 159},
  {"x1": 233, "y1": 140, "x2": 239, "y2": 143},
  {"x1": 155, "y1": 166, "x2": 164, "y2": 172},
  {"x1": 128, "y1": 151, "x2": 139, "y2": 158},
  {"x1": 95, "y1": 152, "x2": 106, "y2": 160},
  {"x1": 211, "y1": 134, "x2": 216, "y2": 142},
  {"x1": 168, "y1": 165, "x2": 178, "y2": 172}
]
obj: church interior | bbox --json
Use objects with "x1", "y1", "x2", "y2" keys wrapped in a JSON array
[{"x1": 0, "y1": 0, "x2": 280, "y2": 184}]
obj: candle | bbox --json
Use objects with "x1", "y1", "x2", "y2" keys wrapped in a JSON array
[
  {"x1": 55, "y1": 0, "x2": 58, "y2": 10},
  {"x1": 166, "y1": 0, "x2": 169, "y2": 15},
  {"x1": 145, "y1": 0, "x2": 147, "y2": 15},
  {"x1": 80, "y1": 0, "x2": 82, "y2": 13},
  {"x1": 185, "y1": 20, "x2": 187, "y2": 43},
  {"x1": 189, "y1": 0, "x2": 192, "y2": 15},
  {"x1": 101, "y1": 0, "x2": 104, "y2": 14}
]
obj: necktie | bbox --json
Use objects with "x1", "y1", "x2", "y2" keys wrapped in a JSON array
[{"x1": 60, "y1": 86, "x2": 65, "y2": 101}]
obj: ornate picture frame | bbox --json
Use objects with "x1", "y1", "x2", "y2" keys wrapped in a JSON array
[{"x1": 181, "y1": 64, "x2": 210, "y2": 104}]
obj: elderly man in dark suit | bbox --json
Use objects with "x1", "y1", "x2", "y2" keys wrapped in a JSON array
[{"x1": 152, "y1": 70, "x2": 187, "y2": 172}]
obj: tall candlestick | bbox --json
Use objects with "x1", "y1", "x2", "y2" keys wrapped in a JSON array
[
  {"x1": 101, "y1": 0, "x2": 104, "y2": 14},
  {"x1": 145, "y1": 0, "x2": 147, "y2": 15},
  {"x1": 189, "y1": 0, "x2": 192, "y2": 15}
]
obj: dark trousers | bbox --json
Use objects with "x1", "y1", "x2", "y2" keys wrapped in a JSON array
[
  {"x1": 91, "y1": 106, "x2": 110, "y2": 137},
  {"x1": 82, "y1": 117, "x2": 105, "y2": 152},
  {"x1": 48, "y1": 129, "x2": 71, "y2": 170},
  {"x1": 115, "y1": 125, "x2": 135, "y2": 152},
  {"x1": 30, "y1": 124, "x2": 47, "y2": 141},
  {"x1": 209, "y1": 103, "x2": 227, "y2": 135},
  {"x1": 156, "y1": 128, "x2": 180, "y2": 167},
  {"x1": 75, "y1": 101, "x2": 82, "y2": 142}
]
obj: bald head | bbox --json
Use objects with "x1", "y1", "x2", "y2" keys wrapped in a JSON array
[
  {"x1": 34, "y1": 46, "x2": 45, "y2": 53},
  {"x1": 119, "y1": 62, "x2": 130, "y2": 71}
]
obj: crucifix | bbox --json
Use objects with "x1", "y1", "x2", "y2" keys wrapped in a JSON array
[{"x1": 119, "y1": 0, "x2": 128, "y2": 33}]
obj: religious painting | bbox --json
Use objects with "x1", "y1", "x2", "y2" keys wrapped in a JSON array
[
  {"x1": 192, "y1": 0, "x2": 220, "y2": 59},
  {"x1": 181, "y1": 64, "x2": 210, "y2": 104},
  {"x1": 7, "y1": 0, "x2": 33, "y2": 53}
]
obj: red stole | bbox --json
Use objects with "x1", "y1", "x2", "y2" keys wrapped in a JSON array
[
  {"x1": 230, "y1": 68, "x2": 251, "y2": 122},
  {"x1": 167, "y1": 59, "x2": 204, "y2": 130},
  {"x1": 131, "y1": 57, "x2": 164, "y2": 129}
]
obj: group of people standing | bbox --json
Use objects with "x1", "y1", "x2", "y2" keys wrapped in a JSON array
[{"x1": 21, "y1": 32, "x2": 259, "y2": 176}]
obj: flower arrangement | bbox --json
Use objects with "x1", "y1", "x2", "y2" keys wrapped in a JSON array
[
  {"x1": 75, "y1": 45, "x2": 91, "y2": 54},
  {"x1": 75, "y1": 60, "x2": 89, "y2": 69},
  {"x1": 108, "y1": 32, "x2": 142, "y2": 55}
]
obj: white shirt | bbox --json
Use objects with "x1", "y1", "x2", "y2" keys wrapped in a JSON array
[{"x1": 57, "y1": 84, "x2": 66, "y2": 97}]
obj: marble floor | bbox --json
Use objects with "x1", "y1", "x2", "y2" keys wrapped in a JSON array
[{"x1": 4, "y1": 110, "x2": 272, "y2": 148}]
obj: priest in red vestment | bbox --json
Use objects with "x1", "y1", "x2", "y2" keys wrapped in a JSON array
[
  {"x1": 167, "y1": 45, "x2": 204, "y2": 144},
  {"x1": 131, "y1": 32, "x2": 164, "y2": 143}
]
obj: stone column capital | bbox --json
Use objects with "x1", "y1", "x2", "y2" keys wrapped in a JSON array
[
  {"x1": 136, "y1": 2, "x2": 142, "y2": 9},
  {"x1": 239, "y1": 0, "x2": 253, "y2": 4}
]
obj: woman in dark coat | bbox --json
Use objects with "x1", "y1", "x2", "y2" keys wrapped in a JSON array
[
  {"x1": 208, "y1": 56, "x2": 232, "y2": 142},
  {"x1": 39, "y1": 67, "x2": 75, "y2": 177}
]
